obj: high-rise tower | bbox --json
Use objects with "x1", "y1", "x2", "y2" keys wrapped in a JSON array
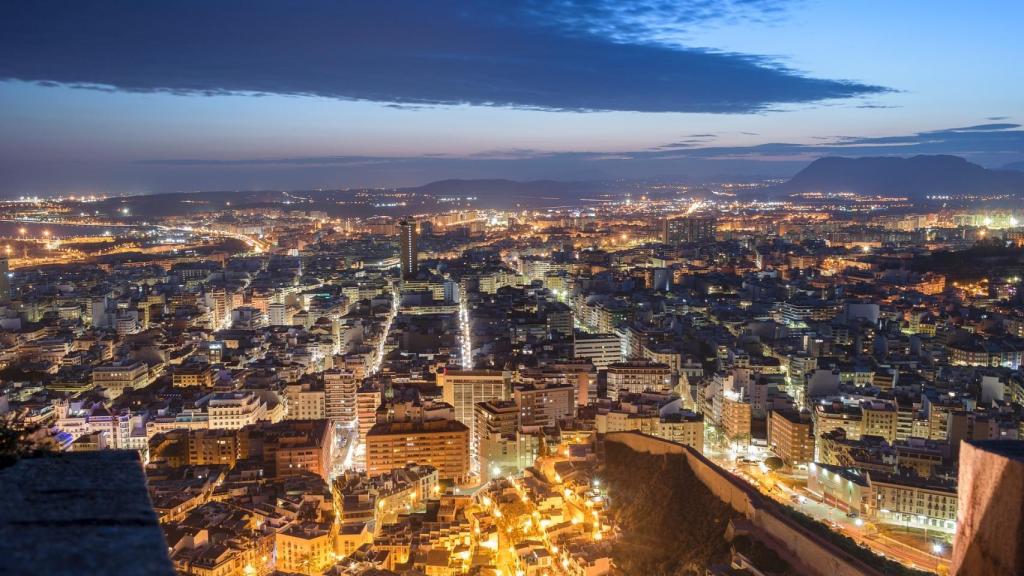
[
  {"x1": 399, "y1": 219, "x2": 418, "y2": 280},
  {"x1": 0, "y1": 257, "x2": 9, "y2": 303}
]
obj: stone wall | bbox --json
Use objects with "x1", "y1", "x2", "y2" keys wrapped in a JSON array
[
  {"x1": 0, "y1": 451, "x2": 175, "y2": 576},
  {"x1": 605, "y1": 431, "x2": 882, "y2": 576},
  {"x1": 952, "y1": 440, "x2": 1024, "y2": 575}
]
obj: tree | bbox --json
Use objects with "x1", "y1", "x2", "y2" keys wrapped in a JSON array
[
  {"x1": 0, "y1": 411, "x2": 58, "y2": 468},
  {"x1": 764, "y1": 457, "x2": 784, "y2": 471}
]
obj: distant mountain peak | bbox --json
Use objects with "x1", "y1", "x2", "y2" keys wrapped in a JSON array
[{"x1": 778, "y1": 154, "x2": 1024, "y2": 197}]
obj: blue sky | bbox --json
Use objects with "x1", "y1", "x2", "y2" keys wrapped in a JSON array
[{"x1": 1, "y1": 0, "x2": 1022, "y2": 195}]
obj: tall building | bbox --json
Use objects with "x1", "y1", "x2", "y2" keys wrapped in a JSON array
[
  {"x1": 0, "y1": 257, "x2": 9, "y2": 303},
  {"x1": 356, "y1": 384, "x2": 381, "y2": 446},
  {"x1": 663, "y1": 216, "x2": 716, "y2": 244},
  {"x1": 513, "y1": 383, "x2": 575, "y2": 430},
  {"x1": 473, "y1": 400, "x2": 541, "y2": 481},
  {"x1": 325, "y1": 369, "x2": 358, "y2": 427},
  {"x1": 722, "y1": 396, "x2": 753, "y2": 442},
  {"x1": 474, "y1": 399, "x2": 520, "y2": 479},
  {"x1": 268, "y1": 302, "x2": 289, "y2": 326},
  {"x1": 767, "y1": 409, "x2": 815, "y2": 469},
  {"x1": 439, "y1": 369, "x2": 510, "y2": 468},
  {"x1": 399, "y1": 219, "x2": 418, "y2": 280}
]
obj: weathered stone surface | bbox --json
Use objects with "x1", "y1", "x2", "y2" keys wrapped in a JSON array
[
  {"x1": 952, "y1": 440, "x2": 1024, "y2": 576},
  {"x1": 0, "y1": 451, "x2": 174, "y2": 576}
]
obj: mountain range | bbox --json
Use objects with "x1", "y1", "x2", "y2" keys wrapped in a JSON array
[
  {"x1": 89, "y1": 154, "x2": 1024, "y2": 218},
  {"x1": 776, "y1": 154, "x2": 1024, "y2": 198}
]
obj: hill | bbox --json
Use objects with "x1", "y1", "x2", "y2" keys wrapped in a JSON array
[{"x1": 776, "y1": 155, "x2": 1024, "y2": 198}]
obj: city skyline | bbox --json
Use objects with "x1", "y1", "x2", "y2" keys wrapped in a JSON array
[
  {"x1": 2, "y1": 3, "x2": 1024, "y2": 576},
  {"x1": 2, "y1": 1, "x2": 1024, "y2": 195}
]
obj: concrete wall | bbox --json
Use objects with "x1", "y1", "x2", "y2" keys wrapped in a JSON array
[{"x1": 606, "y1": 431, "x2": 881, "y2": 576}]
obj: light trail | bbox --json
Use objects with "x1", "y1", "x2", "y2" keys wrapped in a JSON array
[
  {"x1": 459, "y1": 295, "x2": 472, "y2": 369},
  {"x1": 369, "y1": 287, "x2": 398, "y2": 375}
]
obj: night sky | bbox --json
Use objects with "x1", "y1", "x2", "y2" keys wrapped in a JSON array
[{"x1": 1, "y1": 0, "x2": 1022, "y2": 195}]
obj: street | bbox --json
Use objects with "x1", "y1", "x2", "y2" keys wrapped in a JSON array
[{"x1": 702, "y1": 427, "x2": 949, "y2": 574}]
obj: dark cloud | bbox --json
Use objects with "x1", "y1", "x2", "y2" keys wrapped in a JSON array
[
  {"x1": 0, "y1": 0, "x2": 885, "y2": 113},
  {"x1": 638, "y1": 123, "x2": 1024, "y2": 165},
  {"x1": 939, "y1": 123, "x2": 1020, "y2": 132},
  {"x1": 526, "y1": 0, "x2": 795, "y2": 43}
]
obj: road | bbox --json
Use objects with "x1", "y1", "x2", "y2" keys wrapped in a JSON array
[
  {"x1": 330, "y1": 423, "x2": 359, "y2": 480},
  {"x1": 720, "y1": 454, "x2": 950, "y2": 574}
]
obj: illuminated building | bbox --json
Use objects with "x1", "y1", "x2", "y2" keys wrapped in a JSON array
[
  {"x1": 438, "y1": 369, "x2": 511, "y2": 457},
  {"x1": 513, "y1": 383, "x2": 575, "y2": 429},
  {"x1": 206, "y1": 391, "x2": 267, "y2": 430},
  {"x1": 768, "y1": 409, "x2": 815, "y2": 469},
  {"x1": 0, "y1": 257, "x2": 8, "y2": 303},
  {"x1": 606, "y1": 360, "x2": 672, "y2": 399},
  {"x1": 861, "y1": 400, "x2": 899, "y2": 443},
  {"x1": 324, "y1": 368, "x2": 358, "y2": 427},
  {"x1": 171, "y1": 363, "x2": 216, "y2": 387},
  {"x1": 365, "y1": 419, "x2": 470, "y2": 483},
  {"x1": 275, "y1": 523, "x2": 335, "y2": 575},
  {"x1": 356, "y1": 385, "x2": 382, "y2": 446},
  {"x1": 662, "y1": 216, "x2": 716, "y2": 244},
  {"x1": 572, "y1": 332, "x2": 622, "y2": 370},
  {"x1": 91, "y1": 361, "x2": 150, "y2": 398},
  {"x1": 721, "y1": 396, "x2": 752, "y2": 442},
  {"x1": 284, "y1": 381, "x2": 327, "y2": 420},
  {"x1": 399, "y1": 219, "x2": 418, "y2": 280},
  {"x1": 473, "y1": 400, "x2": 520, "y2": 480}
]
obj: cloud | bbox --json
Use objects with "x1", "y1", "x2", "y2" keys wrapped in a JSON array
[
  {"x1": 0, "y1": 1, "x2": 886, "y2": 114},
  {"x1": 940, "y1": 123, "x2": 1020, "y2": 132},
  {"x1": 642, "y1": 123, "x2": 1024, "y2": 162},
  {"x1": 525, "y1": 0, "x2": 795, "y2": 45},
  {"x1": 133, "y1": 122, "x2": 1024, "y2": 174}
]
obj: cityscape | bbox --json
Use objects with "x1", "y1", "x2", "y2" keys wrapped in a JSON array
[{"x1": 1, "y1": 2, "x2": 1023, "y2": 576}]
